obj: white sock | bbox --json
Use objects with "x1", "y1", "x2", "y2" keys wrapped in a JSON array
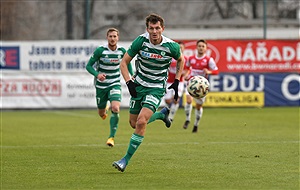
[
  {"x1": 194, "y1": 107, "x2": 203, "y2": 127},
  {"x1": 169, "y1": 103, "x2": 179, "y2": 120},
  {"x1": 184, "y1": 103, "x2": 192, "y2": 121}
]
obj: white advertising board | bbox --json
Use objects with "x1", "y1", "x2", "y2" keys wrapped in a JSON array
[
  {"x1": 1, "y1": 40, "x2": 132, "y2": 73},
  {"x1": 1, "y1": 73, "x2": 132, "y2": 109},
  {"x1": 1, "y1": 40, "x2": 135, "y2": 109}
]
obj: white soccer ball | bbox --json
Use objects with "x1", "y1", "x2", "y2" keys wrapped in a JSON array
[{"x1": 187, "y1": 76, "x2": 210, "y2": 99}]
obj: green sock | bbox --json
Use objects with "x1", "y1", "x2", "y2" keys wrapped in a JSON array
[
  {"x1": 148, "y1": 111, "x2": 164, "y2": 124},
  {"x1": 109, "y1": 112, "x2": 119, "y2": 138},
  {"x1": 124, "y1": 133, "x2": 144, "y2": 164}
]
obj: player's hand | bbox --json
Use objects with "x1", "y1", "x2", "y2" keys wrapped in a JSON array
[
  {"x1": 203, "y1": 68, "x2": 211, "y2": 74},
  {"x1": 126, "y1": 80, "x2": 137, "y2": 98},
  {"x1": 168, "y1": 79, "x2": 179, "y2": 101},
  {"x1": 97, "y1": 73, "x2": 106, "y2": 81}
]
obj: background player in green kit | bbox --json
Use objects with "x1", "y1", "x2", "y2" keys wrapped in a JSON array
[
  {"x1": 86, "y1": 28, "x2": 133, "y2": 147},
  {"x1": 112, "y1": 13, "x2": 185, "y2": 172}
]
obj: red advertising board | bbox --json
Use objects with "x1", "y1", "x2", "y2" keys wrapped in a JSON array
[{"x1": 180, "y1": 40, "x2": 300, "y2": 73}]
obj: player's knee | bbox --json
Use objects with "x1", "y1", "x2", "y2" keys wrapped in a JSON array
[
  {"x1": 136, "y1": 118, "x2": 147, "y2": 128},
  {"x1": 98, "y1": 110, "x2": 106, "y2": 117},
  {"x1": 165, "y1": 99, "x2": 172, "y2": 105},
  {"x1": 129, "y1": 120, "x2": 136, "y2": 129},
  {"x1": 196, "y1": 104, "x2": 203, "y2": 109},
  {"x1": 111, "y1": 105, "x2": 120, "y2": 113},
  {"x1": 186, "y1": 98, "x2": 193, "y2": 104}
]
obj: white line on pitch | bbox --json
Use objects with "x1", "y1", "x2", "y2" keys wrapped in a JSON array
[{"x1": 1, "y1": 141, "x2": 299, "y2": 149}]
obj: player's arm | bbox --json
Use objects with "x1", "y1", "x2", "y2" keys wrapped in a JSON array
[
  {"x1": 168, "y1": 53, "x2": 184, "y2": 101},
  {"x1": 204, "y1": 57, "x2": 219, "y2": 75},
  {"x1": 86, "y1": 48, "x2": 106, "y2": 81},
  {"x1": 121, "y1": 52, "x2": 137, "y2": 98},
  {"x1": 121, "y1": 47, "x2": 134, "y2": 76},
  {"x1": 183, "y1": 66, "x2": 190, "y2": 80},
  {"x1": 204, "y1": 68, "x2": 218, "y2": 75},
  {"x1": 183, "y1": 68, "x2": 191, "y2": 80},
  {"x1": 86, "y1": 52, "x2": 99, "y2": 77},
  {"x1": 120, "y1": 52, "x2": 133, "y2": 82},
  {"x1": 175, "y1": 54, "x2": 184, "y2": 81},
  {"x1": 182, "y1": 57, "x2": 191, "y2": 80},
  {"x1": 127, "y1": 62, "x2": 134, "y2": 76}
]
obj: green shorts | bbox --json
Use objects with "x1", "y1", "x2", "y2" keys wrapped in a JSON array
[
  {"x1": 129, "y1": 85, "x2": 165, "y2": 114},
  {"x1": 96, "y1": 85, "x2": 121, "y2": 109}
]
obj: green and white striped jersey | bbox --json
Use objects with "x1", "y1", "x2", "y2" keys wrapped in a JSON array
[
  {"x1": 86, "y1": 44, "x2": 133, "y2": 89},
  {"x1": 128, "y1": 33, "x2": 181, "y2": 89}
]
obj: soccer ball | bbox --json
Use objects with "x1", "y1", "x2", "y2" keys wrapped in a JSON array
[{"x1": 187, "y1": 76, "x2": 210, "y2": 98}]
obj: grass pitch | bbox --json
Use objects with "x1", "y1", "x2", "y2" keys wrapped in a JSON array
[{"x1": 1, "y1": 107, "x2": 299, "y2": 189}]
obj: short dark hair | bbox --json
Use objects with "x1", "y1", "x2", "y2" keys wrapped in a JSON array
[
  {"x1": 196, "y1": 39, "x2": 207, "y2": 45},
  {"x1": 145, "y1": 13, "x2": 164, "y2": 28},
  {"x1": 106, "y1": 28, "x2": 119, "y2": 36}
]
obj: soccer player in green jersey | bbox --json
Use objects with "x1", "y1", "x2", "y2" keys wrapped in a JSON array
[
  {"x1": 112, "y1": 13, "x2": 185, "y2": 172},
  {"x1": 86, "y1": 28, "x2": 133, "y2": 147}
]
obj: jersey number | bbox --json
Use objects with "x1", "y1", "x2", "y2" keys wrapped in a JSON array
[{"x1": 129, "y1": 100, "x2": 135, "y2": 109}]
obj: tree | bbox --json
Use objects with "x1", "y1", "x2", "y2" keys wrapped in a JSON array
[{"x1": 66, "y1": 0, "x2": 73, "y2": 39}]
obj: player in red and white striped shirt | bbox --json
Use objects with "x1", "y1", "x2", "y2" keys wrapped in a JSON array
[
  {"x1": 164, "y1": 42, "x2": 189, "y2": 121},
  {"x1": 183, "y1": 39, "x2": 219, "y2": 133}
]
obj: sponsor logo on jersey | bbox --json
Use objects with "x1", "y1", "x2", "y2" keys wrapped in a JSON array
[
  {"x1": 101, "y1": 58, "x2": 120, "y2": 63},
  {"x1": 141, "y1": 51, "x2": 163, "y2": 59}
]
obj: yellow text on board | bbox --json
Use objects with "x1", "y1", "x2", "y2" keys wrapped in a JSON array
[{"x1": 204, "y1": 92, "x2": 264, "y2": 107}]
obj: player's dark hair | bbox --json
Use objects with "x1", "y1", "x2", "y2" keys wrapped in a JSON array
[
  {"x1": 145, "y1": 13, "x2": 164, "y2": 28},
  {"x1": 196, "y1": 39, "x2": 207, "y2": 45},
  {"x1": 107, "y1": 28, "x2": 119, "y2": 36}
]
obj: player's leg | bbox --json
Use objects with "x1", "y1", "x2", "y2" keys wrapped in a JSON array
[
  {"x1": 183, "y1": 92, "x2": 193, "y2": 129},
  {"x1": 113, "y1": 87, "x2": 164, "y2": 172},
  {"x1": 113, "y1": 100, "x2": 147, "y2": 172},
  {"x1": 146, "y1": 88, "x2": 171, "y2": 127},
  {"x1": 169, "y1": 102, "x2": 179, "y2": 121},
  {"x1": 106, "y1": 86, "x2": 122, "y2": 147},
  {"x1": 96, "y1": 88, "x2": 109, "y2": 120},
  {"x1": 129, "y1": 113, "x2": 138, "y2": 129},
  {"x1": 113, "y1": 108, "x2": 152, "y2": 172},
  {"x1": 123, "y1": 107, "x2": 153, "y2": 162},
  {"x1": 164, "y1": 82, "x2": 174, "y2": 108},
  {"x1": 106, "y1": 100, "x2": 120, "y2": 147},
  {"x1": 112, "y1": 93, "x2": 143, "y2": 172},
  {"x1": 148, "y1": 106, "x2": 171, "y2": 128},
  {"x1": 168, "y1": 81, "x2": 184, "y2": 121},
  {"x1": 192, "y1": 97, "x2": 205, "y2": 133},
  {"x1": 97, "y1": 108, "x2": 107, "y2": 120}
]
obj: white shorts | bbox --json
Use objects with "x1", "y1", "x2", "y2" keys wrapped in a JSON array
[
  {"x1": 195, "y1": 97, "x2": 206, "y2": 105},
  {"x1": 164, "y1": 82, "x2": 185, "y2": 100}
]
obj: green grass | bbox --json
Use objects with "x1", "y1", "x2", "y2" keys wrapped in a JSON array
[{"x1": 1, "y1": 107, "x2": 299, "y2": 189}]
